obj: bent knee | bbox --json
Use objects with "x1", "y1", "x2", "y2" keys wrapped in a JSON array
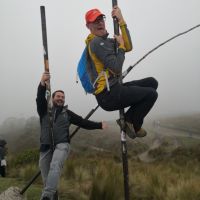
[
  {"x1": 148, "y1": 88, "x2": 158, "y2": 102},
  {"x1": 148, "y1": 77, "x2": 158, "y2": 89}
]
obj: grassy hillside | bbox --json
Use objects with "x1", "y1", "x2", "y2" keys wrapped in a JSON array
[
  {"x1": 0, "y1": 114, "x2": 200, "y2": 199},
  {"x1": 1, "y1": 146, "x2": 200, "y2": 200}
]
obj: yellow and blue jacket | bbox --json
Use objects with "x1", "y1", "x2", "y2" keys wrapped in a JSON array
[{"x1": 85, "y1": 23, "x2": 133, "y2": 95}]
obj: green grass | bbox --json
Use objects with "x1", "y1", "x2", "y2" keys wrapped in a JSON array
[
  {"x1": 1, "y1": 156, "x2": 200, "y2": 200},
  {"x1": 1, "y1": 138, "x2": 200, "y2": 200},
  {"x1": 0, "y1": 177, "x2": 41, "y2": 200}
]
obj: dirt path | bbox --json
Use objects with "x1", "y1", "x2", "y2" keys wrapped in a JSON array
[
  {"x1": 139, "y1": 124, "x2": 200, "y2": 162},
  {"x1": 138, "y1": 138, "x2": 162, "y2": 162}
]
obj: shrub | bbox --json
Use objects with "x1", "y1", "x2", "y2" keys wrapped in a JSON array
[{"x1": 12, "y1": 148, "x2": 39, "y2": 167}]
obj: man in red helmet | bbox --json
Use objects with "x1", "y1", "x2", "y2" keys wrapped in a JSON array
[{"x1": 83, "y1": 6, "x2": 158, "y2": 139}]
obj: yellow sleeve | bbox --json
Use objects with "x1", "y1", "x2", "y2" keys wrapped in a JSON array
[{"x1": 120, "y1": 23, "x2": 133, "y2": 52}]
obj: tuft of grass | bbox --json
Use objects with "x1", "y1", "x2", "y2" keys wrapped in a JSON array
[
  {"x1": 89, "y1": 160, "x2": 123, "y2": 200},
  {"x1": 19, "y1": 164, "x2": 42, "y2": 184},
  {"x1": 11, "y1": 148, "x2": 39, "y2": 167}
]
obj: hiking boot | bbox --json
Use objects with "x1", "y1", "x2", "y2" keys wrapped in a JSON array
[
  {"x1": 125, "y1": 121, "x2": 137, "y2": 139},
  {"x1": 135, "y1": 128, "x2": 147, "y2": 137},
  {"x1": 116, "y1": 119, "x2": 136, "y2": 139}
]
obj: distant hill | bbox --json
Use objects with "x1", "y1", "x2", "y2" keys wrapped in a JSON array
[
  {"x1": 0, "y1": 113, "x2": 199, "y2": 158},
  {"x1": 0, "y1": 116, "x2": 40, "y2": 153},
  {"x1": 154, "y1": 113, "x2": 200, "y2": 134}
]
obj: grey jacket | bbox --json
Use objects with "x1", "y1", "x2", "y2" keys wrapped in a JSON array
[{"x1": 36, "y1": 83, "x2": 102, "y2": 151}]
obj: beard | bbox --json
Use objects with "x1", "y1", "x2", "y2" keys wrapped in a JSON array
[{"x1": 53, "y1": 101, "x2": 64, "y2": 108}]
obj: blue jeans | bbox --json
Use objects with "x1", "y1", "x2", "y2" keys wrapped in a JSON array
[{"x1": 39, "y1": 143, "x2": 70, "y2": 200}]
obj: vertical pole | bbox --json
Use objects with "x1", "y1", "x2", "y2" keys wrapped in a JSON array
[
  {"x1": 40, "y1": 6, "x2": 58, "y2": 200},
  {"x1": 112, "y1": 1, "x2": 130, "y2": 200},
  {"x1": 40, "y1": 6, "x2": 55, "y2": 152}
]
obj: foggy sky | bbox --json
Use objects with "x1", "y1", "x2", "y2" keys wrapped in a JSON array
[{"x1": 0, "y1": 0, "x2": 200, "y2": 125}]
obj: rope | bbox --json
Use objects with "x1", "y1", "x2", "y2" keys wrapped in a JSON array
[{"x1": 123, "y1": 24, "x2": 200, "y2": 78}]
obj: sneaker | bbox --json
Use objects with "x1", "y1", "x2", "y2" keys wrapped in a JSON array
[
  {"x1": 135, "y1": 128, "x2": 147, "y2": 137},
  {"x1": 116, "y1": 119, "x2": 136, "y2": 139}
]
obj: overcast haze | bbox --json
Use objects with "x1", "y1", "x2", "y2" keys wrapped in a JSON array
[{"x1": 0, "y1": 0, "x2": 200, "y2": 125}]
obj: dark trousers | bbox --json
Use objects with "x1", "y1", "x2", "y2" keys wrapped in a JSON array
[
  {"x1": 0, "y1": 166, "x2": 6, "y2": 177},
  {"x1": 96, "y1": 77, "x2": 158, "y2": 131}
]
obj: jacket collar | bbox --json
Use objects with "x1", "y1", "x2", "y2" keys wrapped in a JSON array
[{"x1": 85, "y1": 33, "x2": 109, "y2": 45}]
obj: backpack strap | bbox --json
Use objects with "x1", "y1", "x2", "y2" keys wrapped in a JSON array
[
  {"x1": 88, "y1": 44, "x2": 111, "y2": 92},
  {"x1": 92, "y1": 70, "x2": 110, "y2": 92}
]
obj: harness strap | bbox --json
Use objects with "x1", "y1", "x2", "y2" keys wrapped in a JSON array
[{"x1": 92, "y1": 70, "x2": 110, "y2": 92}]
